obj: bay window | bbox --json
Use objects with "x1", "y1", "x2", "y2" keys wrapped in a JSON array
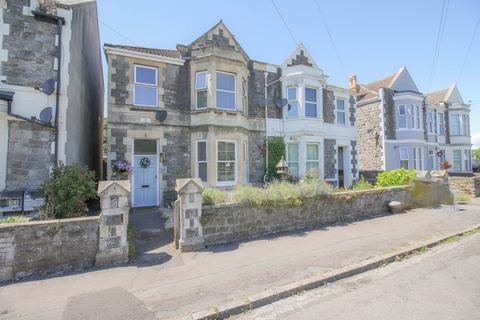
[
  {"x1": 398, "y1": 105, "x2": 407, "y2": 129},
  {"x1": 195, "y1": 71, "x2": 207, "y2": 109},
  {"x1": 306, "y1": 144, "x2": 320, "y2": 174},
  {"x1": 414, "y1": 105, "x2": 421, "y2": 129},
  {"x1": 336, "y1": 99, "x2": 346, "y2": 124},
  {"x1": 134, "y1": 65, "x2": 158, "y2": 107},
  {"x1": 216, "y1": 72, "x2": 236, "y2": 110},
  {"x1": 413, "y1": 147, "x2": 422, "y2": 170},
  {"x1": 426, "y1": 112, "x2": 434, "y2": 133},
  {"x1": 305, "y1": 88, "x2": 317, "y2": 118},
  {"x1": 436, "y1": 113, "x2": 444, "y2": 135},
  {"x1": 450, "y1": 114, "x2": 460, "y2": 136},
  {"x1": 217, "y1": 141, "x2": 236, "y2": 184},
  {"x1": 464, "y1": 150, "x2": 471, "y2": 171},
  {"x1": 453, "y1": 150, "x2": 462, "y2": 170},
  {"x1": 287, "y1": 143, "x2": 299, "y2": 177},
  {"x1": 287, "y1": 87, "x2": 298, "y2": 118},
  {"x1": 195, "y1": 141, "x2": 208, "y2": 182},
  {"x1": 399, "y1": 147, "x2": 409, "y2": 169}
]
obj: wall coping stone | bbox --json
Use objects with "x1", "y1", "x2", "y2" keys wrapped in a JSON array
[{"x1": 0, "y1": 216, "x2": 99, "y2": 230}]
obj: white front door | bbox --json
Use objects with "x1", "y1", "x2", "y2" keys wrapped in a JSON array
[{"x1": 133, "y1": 139, "x2": 158, "y2": 207}]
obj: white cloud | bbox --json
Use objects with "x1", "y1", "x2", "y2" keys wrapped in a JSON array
[{"x1": 472, "y1": 132, "x2": 480, "y2": 149}]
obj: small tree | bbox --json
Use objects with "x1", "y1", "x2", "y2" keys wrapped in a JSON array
[
  {"x1": 266, "y1": 137, "x2": 286, "y2": 181},
  {"x1": 42, "y1": 163, "x2": 97, "y2": 219},
  {"x1": 473, "y1": 149, "x2": 480, "y2": 161}
]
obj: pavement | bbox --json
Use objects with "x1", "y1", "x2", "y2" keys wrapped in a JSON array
[
  {"x1": 0, "y1": 199, "x2": 479, "y2": 320},
  {"x1": 235, "y1": 231, "x2": 480, "y2": 320}
]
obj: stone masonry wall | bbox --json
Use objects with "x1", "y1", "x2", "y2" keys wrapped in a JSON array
[
  {"x1": 201, "y1": 187, "x2": 411, "y2": 246},
  {"x1": 0, "y1": 217, "x2": 99, "y2": 281},
  {"x1": 357, "y1": 102, "x2": 384, "y2": 173},
  {"x1": 382, "y1": 88, "x2": 396, "y2": 140},
  {"x1": 350, "y1": 140, "x2": 358, "y2": 181},
  {"x1": 4, "y1": 121, "x2": 55, "y2": 192},
  {"x1": 324, "y1": 139, "x2": 336, "y2": 180},
  {"x1": 2, "y1": 0, "x2": 58, "y2": 87},
  {"x1": 248, "y1": 66, "x2": 282, "y2": 119},
  {"x1": 349, "y1": 95, "x2": 356, "y2": 126},
  {"x1": 249, "y1": 130, "x2": 266, "y2": 183},
  {"x1": 448, "y1": 176, "x2": 480, "y2": 198},
  {"x1": 323, "y1": 89, "x2": 335, "y2": 124}
]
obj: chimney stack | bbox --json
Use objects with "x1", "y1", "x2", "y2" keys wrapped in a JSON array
[
  {"x1": 348, "y1": 75, "x2": 359, "y2": 93},
  {"x1": 40, "y1": 0, "x2": 57, "y2": 16}
]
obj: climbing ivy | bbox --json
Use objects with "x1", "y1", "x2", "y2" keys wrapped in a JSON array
[{"x1": 266, "y1": 137, "x2": 286, "y2": 181}]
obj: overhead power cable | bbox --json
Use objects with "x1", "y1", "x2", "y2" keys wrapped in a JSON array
[
  {"x1": 313, "y1": 0, "x2": 347, "y2": 78},
  {"x1": 271, "y1": 0, "x2": 298, "y2": 46},
  {"x1": 427, "y1": 0, "x2": 450, "y2": 91},
  {"x1": 456, "y1": 16, "x2": 480, "y2": 84},
  {"x1": 99, "y1": 20, "x2": 140, "y2": 46}
]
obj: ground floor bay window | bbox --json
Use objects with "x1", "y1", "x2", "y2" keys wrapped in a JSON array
[
  {"x1": 306, "y1": 144, "x2": 320, "y2": 174},
  {"x1": 453, "y1": 150, "x2": 462, "y2": 171},
  {"x1": 217, "y1": 141, "x2": 236, "y2": 186}
]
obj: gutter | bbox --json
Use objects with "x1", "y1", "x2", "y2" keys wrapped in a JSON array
[{"x1": 33, "y1": 10, "x2": 65, "y2": 165}]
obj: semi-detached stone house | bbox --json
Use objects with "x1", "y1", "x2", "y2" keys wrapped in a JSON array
[
  {"x1": 267, "y1": 44, "x2": 358, "y2": 188},
  {"x1": 106, "y1": 21, "x2": 359, "y2": 208},
  {"x1": 0, "y1": 0, "x2": 104, "y2": 213},
  {"x1": 353, "y1": 66, "x2": 472, "y2": 180}
]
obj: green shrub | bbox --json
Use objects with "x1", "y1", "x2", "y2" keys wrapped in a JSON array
[
  {"x1": 0, "y1": 216, "x2": 30, "y2": 224},
  {"x1": 202, "y1": 187, "x2": 233, "y2": 205},
  {"x1": 267, "y1": 137, "x2": 286, "y2": 181},
  {"x1": 454, "y1": 193, "x2": 471, "y2": 204},
  {"x1": 375, "y1": 169, "x2": 415, "y2": 187},
  {"x1": 42, "y1": 163, "x2": 97, "y2": 219},
  {"x1": 352, "y1": 176, "x2": 375, "y2": 191}
]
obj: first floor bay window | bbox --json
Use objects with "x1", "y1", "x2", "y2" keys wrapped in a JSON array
[
  {"x1": 305, "y1": 88, "x2": 317, "y2": 118},
  {"x1": 436, "y1": 112, "x2": 444, "y2": 135},
  {"x1": 426, "y1": 112, "x2": 434, "y2": 133},
  {"x1": 217, "y1": 141, "x2": 236, "y2": 184},
  {"x1": 450, "y1": 114, "x2": 460, "y2": 136},
  {"x1": 398, "y1": 105, "x2": 407, "y2": 129},
  {"x1": 287, "y1": 143, "x2": 299, "y2": 177},
  {"x1": 287, "y1": 87, "x2": 298, "y2": 118},
  {"x1": 216, "y1": 72, "x2": 236, "y2": 110},
  {"x1": 134, "y1": 65, "x2": 158, "y2": 107},
  {"x1": 195, "y1": 71, "x2": 207, "y2": 108},
  {"x1": 306, "y1": 144, "x2": 320, "y2": 174}
]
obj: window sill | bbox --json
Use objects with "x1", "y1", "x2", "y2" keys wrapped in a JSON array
[
  {"x1": 130, "y1": 105, "x2": 159, "y2": 112},
  {"x1": 191, "y1": 108, "x2": 242, "y2": 116},
  {"x1": 396, "y1": 129, "x2": 424, "y2": 132}
]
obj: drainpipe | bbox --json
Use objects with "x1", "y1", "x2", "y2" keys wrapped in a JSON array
[{"x1": 32, "y1": 10, "x2": 65, "y2": 165}]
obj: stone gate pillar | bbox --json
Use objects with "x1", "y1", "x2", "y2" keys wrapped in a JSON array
[
  {"x1": 175, "y1": 178, "x2": 205, "y2": 252},
  {"x1": 96, "y1": 180, "x2": 130, "y2": 265}
]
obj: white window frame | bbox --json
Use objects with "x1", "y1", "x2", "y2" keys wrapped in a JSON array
[
  {"x1": 287, "y1": 143, "x2": 299, "y2": 177},
  {"x1": 453, "y1": 150, "x2": 462, "y2": 171},
  {"x1": 412, "y1": 147, "x2": 423, "y2": 170},
  {"x1": 436, "y1": 112, "x2": 444, "y2": 135},
  {"x1": 464, "y1": 150, "x2": 471, "y2": 171},
  {"x1": 465, "y1": 115, "x2": 470, "y2": 136},
  {"x1": 414, "y1": 105, "x2": 421, "y2": 129},
  {"x1": 215, "y1": 71, "x2": 236, "y2": 110},
  {"x1": 243, "y1": 141, "x2": 249, "y2": 183},
  {"x1": 305, "y1": 87, "x2": 318, "y2": 118},
  {"x1": 216, "y1": 140, "x2": 237, "y2": 186},
  {"x1": 242, "y1": 77, "x2": 247, "y2": 112},
  {"x1": 306, "y1": 143, "x2": 320, "y2": 174},
  {"x1": 195, "y1": 140, "x2": 208, "y2": 182},
  {"x1": 398, "y1": 105, "x2": 407, "y2": 129},
  {"x1": 335, "y1": 98, "x2": 347, "y2": 125},
  {"x1": 426, "y1": 111, "x2": 434, "y2": 133},
  {"x1": 134, "y1": 65, "x2": 158, "y2": 107},
  {"x1": 195, "y1": 71, "x2": 208, "y2": 109},
  {"x1": 407, "y1": 105, "x2": 414, "y2": 129},
  {"x1": 399, "y1": 147, "x2": 409, "y2": 169},
  {"x1": 450, "y1": 114, "x2": 460, "y2": 136},
  {"x1": 287, "y1": 86, "x2": 298, "y2": 118}
]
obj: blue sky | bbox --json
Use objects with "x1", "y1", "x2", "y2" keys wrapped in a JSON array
[{"x1": 97, "y1": 0, "x2": 480, "y2": 147}]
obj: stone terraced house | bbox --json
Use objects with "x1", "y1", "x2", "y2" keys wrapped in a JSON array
[
  {"x1": 353, "y1": 66, "x2": 472, "y2": 180},
  {"x1": 0, "y1": 0, "x2": 103, "y2": 213},
  {"x1": 105, "y1": 21, "x2": 359, "y2": 208}
]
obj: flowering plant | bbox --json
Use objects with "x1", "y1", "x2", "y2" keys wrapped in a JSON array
[
  {"x1": 440, "y1": 161, "x2": 451, "y2": 170},
  {"x1": 112, "y1": 160, "x2": 133, "y2": 174}
]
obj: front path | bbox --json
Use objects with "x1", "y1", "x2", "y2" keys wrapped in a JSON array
[{"x1": 0, "y1": 200, "x2": 479, "y2": 319}]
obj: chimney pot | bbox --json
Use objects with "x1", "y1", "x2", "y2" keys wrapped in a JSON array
[{"x1": 348, "y1": 75, "x2": 359, "y2": 93}]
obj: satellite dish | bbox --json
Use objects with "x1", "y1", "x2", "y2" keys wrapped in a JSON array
[
  {"x1": 275, "y1": 98, "x2": 288, "y2": 109},
  {"x1": 39, "y1": 79, "x2": 55, "y2": 95},
  {"x1": 155, "y1": 110, "x2": 167, "y2": 122},
  {"x1": 39, "y1": 107, "x2": 53, "y2": 123}
]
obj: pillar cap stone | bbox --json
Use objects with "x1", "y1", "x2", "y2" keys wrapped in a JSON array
[
  {"x1": 175, "y1": 178, "x2": 204, "y2": 193},
  {"x1": 98, "y1": 181, "x2": 131, "y2": 197}
]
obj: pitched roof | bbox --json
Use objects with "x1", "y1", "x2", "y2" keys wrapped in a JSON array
[
  {"x1": 425, "y1": 88, "x2": 449, "y2": 105},
  {"x1": 104, "y1": 43, "x2": 181, "y2": 59},
  {"x1": 357, "y1": 72, "x2": 396, "y2": 101}
]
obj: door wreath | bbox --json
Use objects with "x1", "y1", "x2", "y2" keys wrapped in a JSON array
[{"x1": 140, "y1": 157, "x2": 151, "y2": 169}]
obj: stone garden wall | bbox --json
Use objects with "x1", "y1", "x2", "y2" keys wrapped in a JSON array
[
  {"x1": 448, "y1": 175, "x2": 480, "y2": 198},
  {"x1": 0, "y1": 217, "x2": 99, "y2": 281},
  {"x1": 201, "y1": 187, "x2": 412, "y2": 247}
]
